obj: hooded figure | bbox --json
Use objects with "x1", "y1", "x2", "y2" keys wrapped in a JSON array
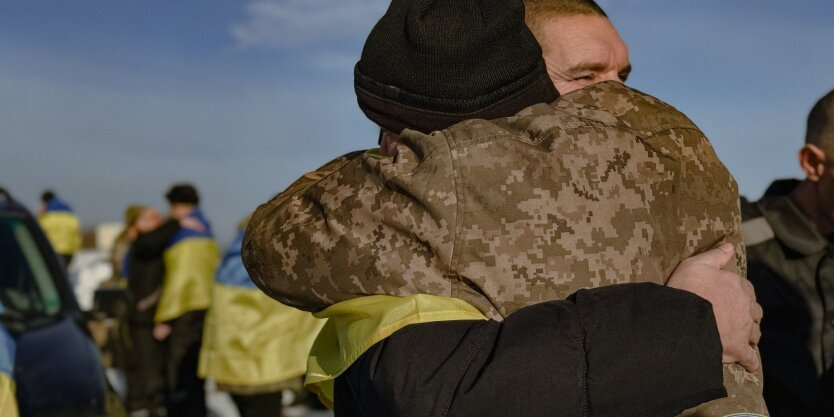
[{"x1": 243, "y1": 0, "x2": 766, "y2": 415}]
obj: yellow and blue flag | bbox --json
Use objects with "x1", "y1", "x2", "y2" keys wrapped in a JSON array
[
  {"x1": 38, "y1": 197, "x2": 81, "y2": 257},
  {"x1": 199, "y1": 230, "x2": 324, "y2": 387},
  {"x1": 155, "y1": 209, "x2": 219, "y2": 323}
]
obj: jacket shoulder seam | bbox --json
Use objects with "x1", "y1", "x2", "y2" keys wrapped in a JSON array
[{"x1": 445, "y1": 128, "x2": 465, "y2": 298}]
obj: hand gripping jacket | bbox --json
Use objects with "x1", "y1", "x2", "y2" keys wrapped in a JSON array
[{"x1": 243, "y1": 82, "x2": 767, "y2": 415}]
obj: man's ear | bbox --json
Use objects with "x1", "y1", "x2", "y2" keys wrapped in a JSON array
[
  {"x1": 799, "y1": 144, "x2": 827, "y2": 182},
  {"x1": 379, "y1": 129, "x2": 401, "y2": 158}
]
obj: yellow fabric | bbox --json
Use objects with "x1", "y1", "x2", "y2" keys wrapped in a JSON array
[
  {"x1": 305, "y1": 294, "x2": 487, "y2": 407},
  {"x1": 38, "y1": 212, "x2": 81, "y2": 256},
  {"x1": 0, "y1": 374, "x2": 19, "y2": 417},
  {"x1": 155, "y1": 238, "x2": 219, "y2": 323},
  {"x1": 198, "y1": 283, "x2": 325, "y2": 387}
]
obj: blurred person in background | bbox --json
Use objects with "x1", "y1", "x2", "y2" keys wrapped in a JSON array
[
  {"x1": 112, "y1": 205, "x2": 146, "y2": 281},
  {"x1": 742, "y1": 88, "x2": 834, "y2": 416},
  {"x1": 37, "y1": 190, "x2": 82, "y2": 267},
  {"x1": 124, "y1": 205, "x2": 203, "y2": 417},
  {"x1": 153, "y1": 184, "x2": 219, "y2": 417},
  {"x1": 199, "y1": 216, "x2": 324, "y2": 417},
  {"x1": 88, "y1": 205, "x2": 148, "y2": 406}
]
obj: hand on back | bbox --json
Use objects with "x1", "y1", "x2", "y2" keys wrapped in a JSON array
[{"x1": 667, "y1": 243, "x2": 763, "y2": 373}]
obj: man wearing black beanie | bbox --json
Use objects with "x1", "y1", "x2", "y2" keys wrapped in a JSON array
[
  {"x1": 244, "y1": 0, "x2": 767, "y2": 415},
  {"x1": 354, "y1": 0, "x2": 558, "y2": 136}
]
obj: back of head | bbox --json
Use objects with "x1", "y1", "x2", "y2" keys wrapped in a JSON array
[
  {"x1": 806, "y1": 88, "x2": 834, "y2": 157},
  {"x1": 41, "y1": 190, "x2": 55, "y2": 204},
  {"x1": 355, "y1": 0, "x2": 558, "y2": 134},
  {"x1": 165, "y1": 184, "x2": 200, "y2": 205},
  {"x1": 524, "y1": 0, "x2": 607, "y2": 37}
]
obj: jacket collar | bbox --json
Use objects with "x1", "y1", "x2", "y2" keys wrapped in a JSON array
[{"x1": 758, "y1": 180, "x2": 829, "y2": 256}]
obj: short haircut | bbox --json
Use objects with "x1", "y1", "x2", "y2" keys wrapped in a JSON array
[
  {"x1": 165, "y1": 184, "x2": 200, "y2": 205},
  {"x1": 524, "y1": 0, "x2": 608, "y2": 38},
  {"x1": 41, "y1": 190, "x2": 55, "y2": 203},
  {"x1": 806, "y1": 88, "x2": 834, "y2": 158}
]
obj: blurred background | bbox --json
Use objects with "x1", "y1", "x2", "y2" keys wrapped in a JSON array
[{"x1": 1, "y1": 0, "x2": 833, "y2": 244}]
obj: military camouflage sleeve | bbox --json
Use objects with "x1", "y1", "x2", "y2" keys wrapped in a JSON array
[
  {"x1": 241, "y1": 136, "x2": 471, "y2": 314},
  {"x1": 242, "y1": 151, "x2": 365, "y2": 311},
  {"x1": 671, "y1": 133, "x2": 768, "y2": 416}
]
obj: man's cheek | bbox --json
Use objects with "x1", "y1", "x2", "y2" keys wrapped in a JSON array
[{"x1": 553, "y1": 80, "x2": 584, "y2": 95}]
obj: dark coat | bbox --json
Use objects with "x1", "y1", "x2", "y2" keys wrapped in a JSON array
[
  {"x1": 743, "y1": 180, "x2": 834, "y2": 416},
  {"x1": 127, "y1": 220, "x2": 180, "y2": 325},
  {"x1": 335, "y1": 283, "x2": 726, "y2": 417}
]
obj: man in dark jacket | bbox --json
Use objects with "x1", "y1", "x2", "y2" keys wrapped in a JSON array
[
  {"x1": 742, "y1": 88, "x2": 834, "y2": 416},
  {"x1": 125, "y1": 206, "x2": 206, "y2": 417},
  {"x1": 125, "y1": 206, "x2": 176, "y2": 417},
  {"x1": 153, "y1": 184, "x2": 219, "y2": 417}
]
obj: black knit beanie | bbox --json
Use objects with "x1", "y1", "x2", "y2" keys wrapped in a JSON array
[{"x1": 355, "y1": 0, "x2": 558, "y2": 134}]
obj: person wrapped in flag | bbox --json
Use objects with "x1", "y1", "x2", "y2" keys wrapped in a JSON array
[
  {"x1": 37, "y1": 190, "x2": 81, "y2": 267},
  {"x1": 199, "y1": 216, "x2": 324, "y2": 417},
  {"x1": 154, "y1": 184, "x2": 219, "y2": 417}
]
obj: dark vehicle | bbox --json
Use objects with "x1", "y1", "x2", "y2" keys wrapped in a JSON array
[{"x1": 0, "y1": 187, "x2": 106, "y2": 416}]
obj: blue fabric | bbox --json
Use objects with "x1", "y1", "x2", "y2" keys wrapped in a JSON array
[
  {"x1": 214, "y1": 230, "x2": 256, "y2": 289},
  {"x1": 120, "y1": 248, "x2": 131, "y2": 278},
  {"x1": 0, "y1": 303, "x2": 17, "y2": 376},
  {"x1": 45, "y1": 197, "x2": 73, "y2": 213},
  {"x1": 165, "y1": 208, "x2": 213, "y2": 248}
]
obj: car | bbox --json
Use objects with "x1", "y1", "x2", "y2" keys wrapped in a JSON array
[{"x1": 0, "y1": 187, "x2": 107, "y2": 416}]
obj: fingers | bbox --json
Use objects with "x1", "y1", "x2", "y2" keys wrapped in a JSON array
[
  {"x1": 751, "y1": 302, "x2": 763, "y2": 324},
  {"x1": 742, "y1": 279, "x2": 756, "y2": 302},
  {"x1": 750, "y1": 321, "x2": 762, "y2": 346},
  {"x1": 750, "y1": 301, "x2": 763, "y2": 346},
  {"x1": 181, "y1": 217, "x2": 206, "y2": 232},
  {"x1": 688, "y1": 243, "x2": 735, "y2": 270},
  {"x1": 738, "y1": 345, "x2": 761, "y2": 373}
]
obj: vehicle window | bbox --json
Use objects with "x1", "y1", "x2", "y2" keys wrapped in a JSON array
[{"x1": 0, "y1": 217, "x2": 62, "y2": 317}]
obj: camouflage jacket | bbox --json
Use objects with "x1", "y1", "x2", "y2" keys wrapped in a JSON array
[{"x1": 243, "y1": 81, "x2": 766, "y2": 415}]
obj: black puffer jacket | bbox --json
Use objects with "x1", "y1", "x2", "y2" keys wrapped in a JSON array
[{"x1": 334, "y1": 283, "x2": 726, "y2": 417}]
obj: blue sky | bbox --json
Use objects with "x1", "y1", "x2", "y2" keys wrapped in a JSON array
[{"x1": 1, "y1": 0, "x2": 833, "y2": 245}]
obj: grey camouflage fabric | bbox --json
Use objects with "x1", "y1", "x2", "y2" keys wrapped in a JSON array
[{"x1": 243, "y1": 81, "x2": 767, "y2": 415}]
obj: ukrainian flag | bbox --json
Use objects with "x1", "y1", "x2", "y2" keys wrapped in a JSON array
[
  {"x1": 0, "y1": 304, "x2": 19, "y2": 417},
  {"x1": 155, "y1": 209, "x2": 219, "y2": 323},
  {"x1": 38, "y1": 197, "x2": 81, "y2": 257},
  {"x1": 199, "y1": 230, "x2": 325, "y2": 387}
]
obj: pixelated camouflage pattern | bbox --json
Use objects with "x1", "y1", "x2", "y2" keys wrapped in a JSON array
[{"x1": 243, "y1": 81, "x2": 766, "y2": 415}]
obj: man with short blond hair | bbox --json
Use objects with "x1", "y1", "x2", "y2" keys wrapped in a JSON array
[{"x1": 525, "y1": 0, "x2": 632, "y2": 94}]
